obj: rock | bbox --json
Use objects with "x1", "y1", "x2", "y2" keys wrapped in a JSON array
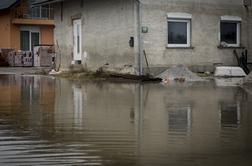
[
  {"x1": 49, "y1": 69, "x2": 62, "y2": 75},
  {"x1": 205, "y1": 71, "x2": 211, "y2": 75}
]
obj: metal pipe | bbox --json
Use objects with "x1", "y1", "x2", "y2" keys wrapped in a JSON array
[{"x1": 136, "y1": 0, "x2": 143, "y2": 76}]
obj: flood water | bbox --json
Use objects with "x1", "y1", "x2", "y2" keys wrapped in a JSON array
[{"x1": 0, "y1": 74, "x2": 251, "y2": 166}]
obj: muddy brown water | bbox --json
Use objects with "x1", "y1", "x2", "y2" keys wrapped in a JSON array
[{"x1": 0, "y1": 74, "x2": 251, "y2": 166}]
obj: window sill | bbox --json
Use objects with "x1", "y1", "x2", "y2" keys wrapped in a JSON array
[
  {"x1": 217, "y1": 46, "x2": 245, "y2": 49},
  {"x1": 166, "y1": 46, "x2": 194, "y2": 49}
]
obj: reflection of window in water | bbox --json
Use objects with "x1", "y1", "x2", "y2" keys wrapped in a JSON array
[
  {"x1": 73, "y1": 86, "x2": 83, "y2": 127},
  {"x1": 167, "y1": 105, "x2": 192, "y2": 131},
  {"x1": 21, "y1": 76, "x2": 37, "y2": 104},
  {"x1": 220, "y1": 102, "x2": 240, "y2": 127}
]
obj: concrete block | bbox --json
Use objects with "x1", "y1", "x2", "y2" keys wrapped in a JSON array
[{"x1": 214, "y1": 66, "x2": 247, "y2": 77}]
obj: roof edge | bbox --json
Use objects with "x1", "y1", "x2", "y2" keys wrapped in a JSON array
[
  {"x1": 32, "y1": 0, "x2": 64, "y2": 7},
  {"x1": 0, "y1": 0, "x2": 21, "y2": 10}
]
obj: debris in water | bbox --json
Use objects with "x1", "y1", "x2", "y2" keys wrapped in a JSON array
[{"x1": 49, "y1": 69, "x2": 62, "y2": 75}]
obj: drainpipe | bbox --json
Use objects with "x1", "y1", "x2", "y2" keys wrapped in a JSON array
[
  {"x1": 136, "y1": 0, "x2": 143, "y2": 76},
  {"x1": 246, "y1": 6, "x2": 251, "y2": 59},
  {"x1": 244, "y1": 5, "x2": 249, "y2": 50},
  {"x1": 243, "y1": 1, "x2": 251, "y2": 55}
]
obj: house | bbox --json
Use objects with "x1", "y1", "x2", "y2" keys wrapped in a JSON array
[
  {"x1": 33, "y1": 0, "x2": 252, "y2": 75},
  {"x1": 0, "y1": 0, "x2": 54, "y2": 52}
]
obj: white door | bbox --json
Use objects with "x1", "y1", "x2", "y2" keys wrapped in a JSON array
[{"x1": 73, "y1": 19, "x2": 82, "y2": 61}]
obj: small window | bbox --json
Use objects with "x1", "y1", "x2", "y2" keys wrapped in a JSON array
[
  {"x1": 167, "y1": 13, "x2": 191, "y2": 48},
  {"x1": 42, "y1": 5, "x2": 50, "y2": 18},
  {"x1": 20, "y1": 27, "x2": 40, "y2": 51},
  {"x1": 30, "y1": 7, "x2": 41, "y2": 18},
  {"x1": 220, "y1": 16, "x2": 241, "y2": 47},
  {"x1": 20, "y1": 31, "x2": 30, "y2": 51},
  {"x1": 31, "y1": 32, "x2": 40, "y2": 48}
]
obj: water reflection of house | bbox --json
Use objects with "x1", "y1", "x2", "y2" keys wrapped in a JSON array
[
  {"x1": 167, "y1": 104, "x2": 192, "y2": 132},
  {"x1": 0, "y1": 75, "x2": 21, "y2": 107},
  {"x1": 0, "y1": 75, "x2": 56, "y2": 121},
  {"x1": 136, "y1": 84, "x2": 251, "y2": 165},
  {"x1": 54, "y1": 81, "x2": 137, "y2": 161},
  {"x1": 1, "y1": 77, "x2": 251, "y2": 165},
  {"x1": 73, "y1": 84, "x2": 83, "y2": 127},
  {"x1": 21, "y1": 76, "x2": 55, "y2": 110},
  {"x1": 220, "y1": 102, "x2": 241, "y2": 127}
]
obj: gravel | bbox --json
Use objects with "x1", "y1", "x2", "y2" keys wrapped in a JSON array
[{"x1": 157, "y1": 65, "x2": 205, "y2": 82}]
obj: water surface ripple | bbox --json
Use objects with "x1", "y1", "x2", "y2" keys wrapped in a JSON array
[{"x1": 0, "y1": 75, "x2": 251, "y2": 166}]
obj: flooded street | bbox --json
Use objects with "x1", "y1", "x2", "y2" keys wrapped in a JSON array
[{"x1": 0, "y1": 74, "x2": 251, "y2": 166}]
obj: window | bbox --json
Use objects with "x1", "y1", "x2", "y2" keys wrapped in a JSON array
[
  {"x1": 29, "y1": 4, "x2": 52, "y2": 19},
  {"x1": 31, "y1": 32, "x2": 40, "y2": 48},
  {"x1": 41, "y1": 5, "x2": 50, "y2": 19},
  {"x1": 20, "y1": 31, "x2": 30, "y2": 51},
  {"x1": 167, "y1": 13, "x2": 191, "y2": 48},
  {"x1": 20, "y1": 27, "x2": 40, "y2": 51},
  {"x1": 220, "y1": 16, "x2": 241, "y2": 47}
]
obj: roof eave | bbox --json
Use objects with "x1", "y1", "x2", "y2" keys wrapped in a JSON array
[
  {"x1": 0, "y1": 0, "x2": 20, "y2": 11},
  {"x1": 31, "y1": 0, "x2": 64, "y2": 7}
]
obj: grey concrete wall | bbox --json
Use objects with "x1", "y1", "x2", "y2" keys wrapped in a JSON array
[
  {"x1": 54, "y1": 0, "x2": 137, "y2": 72},
  {"x1": 53, "y1": 0, "x2": 252, "y2": 73},
  {"x1": 141, "y1": 0, "x2": 252, "y2": 72}
]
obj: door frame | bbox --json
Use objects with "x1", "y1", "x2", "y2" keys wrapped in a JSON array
[{"x1": 72, "y1": 19, "x2": 82, "y2": 63}]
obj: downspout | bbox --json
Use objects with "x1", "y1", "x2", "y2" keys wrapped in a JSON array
[
  {"x1": 245, "y1": 5, "x2": 249, "y2": 50},
  {"x1": 136, "y1": 0, "x2": 143, "y2": 76},
  {"x1": 244, "y1": 2, "x2": 251, "y2": 63}
]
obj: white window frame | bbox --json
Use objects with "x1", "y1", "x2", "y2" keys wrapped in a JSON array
[
  {"x1": 219, "y1": 16, "x2": 242, "y2": 47},
  {"x1": 167, "y1": 13, "x2": 192, "y2": 48}
]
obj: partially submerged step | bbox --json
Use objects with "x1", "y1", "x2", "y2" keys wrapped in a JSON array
[
  {"x1": 214, "y1": 66, "x2": 247, "y2": 77},
  {"x1": 70, "y1": 64, "x2": 85, "y2": 73}
]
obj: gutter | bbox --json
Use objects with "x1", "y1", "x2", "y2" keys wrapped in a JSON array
[{"x1": 31, "y1": 0, "x2": 64, "y2": 7}]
